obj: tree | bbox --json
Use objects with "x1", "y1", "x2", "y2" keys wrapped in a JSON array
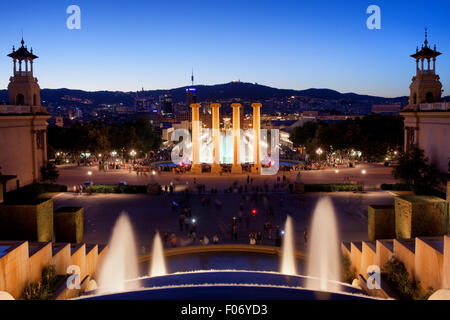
[
  {"x1": 41, "y1": 162, "x2": 60, "y2": 183},
  {"x1": 393, "y1": 146, "x2": 444, "y2": 194},
  {"x1": 289, "y1": 114, "x2": 404, "y2": 161}
]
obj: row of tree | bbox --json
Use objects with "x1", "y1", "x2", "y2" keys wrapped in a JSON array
[
  {"x1": 47, "y1": 119, "x2": 162, "y2": 160},
  {"x1": 290, "y1": 114, "x2": 404, "y2": 161}
]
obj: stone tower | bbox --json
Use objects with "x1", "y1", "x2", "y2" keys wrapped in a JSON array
[
  {"x1": 7, "y1": 38, "x2": 41, "y2": 107},
  {"x1": 407, "y1": 30, "x2": 443, "y2": 111}
]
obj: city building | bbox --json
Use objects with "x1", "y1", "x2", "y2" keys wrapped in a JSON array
[
  {"x1": 371, "y1": 104, "x2": 402, "y2": 115},
  {"x1": 135, "y1": 88, "x2": 153, "y2": 113},
  {"x1": 401, "y1": 32, "x2": 450, "y2": 173},
  {"x1": 159, "y1": 94, "x2": 173, "y2": 117},
  {"x1": 0, "y1": 39, "x2": 50, "y2": 193}
]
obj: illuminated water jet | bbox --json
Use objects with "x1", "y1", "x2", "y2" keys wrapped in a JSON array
[
  {"x1": 280, "y1": 215, "x2": 297, "y2": 276},
  {"x1": 306, "y1": 197, "x2": 341, "y2": 292},
  {"x1": 97, "y1": 213, "x2": 140, "y2": 294},
  {"x1": 149, "y1": 232, "x2": 167, "y2": 277}
]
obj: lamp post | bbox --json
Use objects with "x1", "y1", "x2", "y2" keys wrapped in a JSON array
[
  {"x1": 130, "y1": 150, "x2": 137, "y2": 163},
  {"x1": 316, "y1": 148, "x2": 323, "y2": 164},
  {"x1": 361, "y1": 169, "x2": 366, "y2": 193}
]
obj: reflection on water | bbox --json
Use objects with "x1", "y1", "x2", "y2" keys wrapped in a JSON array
[{"x1": 140, "y1": 252, "x2": 305, "y2": 276}]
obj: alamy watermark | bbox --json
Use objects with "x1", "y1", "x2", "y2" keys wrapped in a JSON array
[
  {"x1": 66, "y1": 265, "x2": 81, "y2": 290},
  {"x1": 170, "y1": 124, "x2": 280, "y2": 175},
  {"x1": 366, "y1": 5, "x2": 381, "y2": 30},
  {"x1": 366, "y1": 265, "x2": 381, "y2": 290},
  {"x1": 66, "y1": 5, "x2": 81, "y2": 30}
]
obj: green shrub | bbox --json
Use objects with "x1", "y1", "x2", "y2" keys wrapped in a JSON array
[
  {"x1": 87, "y1": 184, "x2": 148, "y2": 194},
  {"x1": 21, "y1": 265, "x2": 67, "y2": 300},
  {"x1": 304, "y1": 184, "x2": 363, "y2": 192},
  {"x1": 341, "y1": 254, "x2": 356, "y2": 284},
  {"x1": 380, "y1": 183, "x2": 412, "y2": 191},
  {"x1": 382, "y1": 257, "x2": 424, "y2": 300}
]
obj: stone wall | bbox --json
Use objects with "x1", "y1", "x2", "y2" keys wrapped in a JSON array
[
  {"x1": 393, "y1": 239, "x2": 416, "y2": 277},
  {"x1": 395, "y1": 196, "x2": 449, "y2": 239},
  {"x1": 0, "y1": 198, "x2": 53, "y2": 242},
  {"x1": 443, "y1": 236, "x2": 450, "y2": 289},
  {"x1": 0, "y1": 241, "x2": 105, "y2": 299},
  {"x1": 0, "y1": 241, "x2": 29, "y2": 298},
  {"x1": 350, "y1": 242, "x2": 362, "y2": 277},
  {"x1": 0, "y1": 115, "x2": 49, "y2": 191},
  {"x1": 368, "y1": 205, "x2": 395, "y2": 240},
  {"x1": 344, "y1": 236, "x2": 450, "y2": 299},
  {"x1": 361, "y1": 241, "x2": 376, "y2": 278},
  {"x1": 415, "y1": 237, "x2": 444, "y2": 293},
  {"x1": 376, "y1": 240, "x2": 393, "y2": 270}
]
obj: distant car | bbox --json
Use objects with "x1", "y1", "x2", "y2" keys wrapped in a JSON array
[
  {"x1": 118, "y1": 181, "x2": 127, "y2": 186},
  {"x1": 83, "y1": 181, "x2": 94, "y2": 188}
]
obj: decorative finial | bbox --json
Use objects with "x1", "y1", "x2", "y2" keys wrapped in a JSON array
[
  {"x1": 12, "y1": 45, "x2": 15, "y2": 52},
  {"x1": 416, "y1": 46, "x2": 418, "y2": 53},
  {"x1": 21, "y1": 38, "x2": 24, "y2": 47},
  {"x1": 424, "y1": 27, "x2": 428, "y2": 47},
  {"x1": 31, "y1": 47, "x2": 33, "y2": 54},
  {"x1": 434, "y1": 44, "x2": 436, "y2": 51},
  {"x1": 191, "y1": 68, "x2": 194, "y2": 86}
]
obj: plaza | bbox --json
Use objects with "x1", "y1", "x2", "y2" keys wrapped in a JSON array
[{"x1": 52, "y1": 163, "x2": 398, "y2": 252}]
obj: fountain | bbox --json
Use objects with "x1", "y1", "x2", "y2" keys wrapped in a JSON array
[
  {"x1": 306, "y1": 197, "x2": 341, "y2": 292},
  {"x1": 97, "y1": 213, "x2": 140, "y2": 294},
  {"x1": 280, "y1": 215, "x2": 297, "y2": 276},
  {"x1": 149, "y1": 232, "x2": 168, "y2": 277}
]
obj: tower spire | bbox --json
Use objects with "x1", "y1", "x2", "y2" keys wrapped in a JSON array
[
  {"x1": 424, "y1": 27, "x2": 428, "y2": 47},
  {"x1": 191, "y1": 68, "x2": 194, "y2": 86}
]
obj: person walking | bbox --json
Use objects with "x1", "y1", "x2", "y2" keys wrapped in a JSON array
[
  {"x1": 179, "y1": 214, "x2": 185, "y2": 231},
  {"x1": 213, "y1": 234, "x2": 219, "y2": 244},
  {"x1": 163, "y1": 232, "x2": 169, "y2": 247},
  {"x1": 232, "y1": 223, "x2": 238, "y2": 241},
  {"x1": 256, "y1": 232, "x2": 262, "y2": 245},
  {"x1": 275, "y1": 226, "x2": 281, "y2": 247},
  {"x1": 249, "y1": 233, "x2": 256, "y2": 245},
  {"x1": 171, "y1": 234, "x2": 177, "y2": 248}
]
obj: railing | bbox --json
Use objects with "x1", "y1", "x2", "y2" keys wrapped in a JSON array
[
  {"x1": 14, "y1": 71, "x2": 33, "y2": 77},
  {"x1": 0, "y1": 105, "x2": 31, "y2": 114},
  {"x1": 419, "y1": 102, "x2": 449, "y2": 111},
  {"x1": 0, "y1": 105, "x2": 49, "y2": 115},
  {"x1": 417, "y1": 70, "x2": 435, "y2": 76}
]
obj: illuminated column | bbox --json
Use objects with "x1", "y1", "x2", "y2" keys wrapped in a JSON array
[
  {"x1": 251, "y1": 103, "x2": 262, "y2": 174},
  {"x1": 211, "y1": 103, "x2": 222, "y2": 174},
  {"x1": 231, "y1": 103, "x2": 243, "y2": 174},
  {"x1": 190, "y1": 103, "x2": 202, "y2": 174}
]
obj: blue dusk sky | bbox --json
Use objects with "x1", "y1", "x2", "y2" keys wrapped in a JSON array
[{"x1": 0, "y1": 0, "x2": 449, "y2": 97}]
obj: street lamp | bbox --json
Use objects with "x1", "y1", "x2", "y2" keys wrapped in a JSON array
[
  {"x1": 130, "y1": 150, "x2": 137, "y2": 163},
  {"x1": 360, "y1": 169, "x2": 366, "y2": 193},
  {"x1": 88, "y1": 171, "x2": 92, "y2": 176},
  {"x1": 316, "y1": 148, "x2": 323, "y2": 162}
]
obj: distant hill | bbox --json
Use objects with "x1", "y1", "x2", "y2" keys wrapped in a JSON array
[{"x1": 0, "y1": 81, "x2": 410, "y2": 109}]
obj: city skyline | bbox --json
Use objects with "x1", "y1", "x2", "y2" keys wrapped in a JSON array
[{"x1": 0, "y1": 0, "x2": 449, "y2": 97}]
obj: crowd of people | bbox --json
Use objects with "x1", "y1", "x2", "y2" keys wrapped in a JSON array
[{"x1": 148, "y1": 175, "x2": 310, "y2": 251}]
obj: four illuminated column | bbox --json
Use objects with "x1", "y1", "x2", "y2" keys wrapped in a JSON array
[
  {"x1": 210, "y1": 103, "x2": 222, "y2": 174},
  {"x1": 190, "y1": 102, "x2": 261, "y2": 175},
  {"x1": 190, "y1": 103, "x2": 203, "y2": 174}
]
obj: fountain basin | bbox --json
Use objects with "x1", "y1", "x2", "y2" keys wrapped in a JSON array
[
  {"x1": 81, "y1": 270, "x2": 369, "y2": 300},
  {"x1": 139, "y1": 245, "x2": 306, "y2": 275},
  {"x1": 83, "y1": 245, "x2": 372, "y2": 300}
]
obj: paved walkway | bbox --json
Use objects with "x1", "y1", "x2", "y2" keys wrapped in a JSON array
[{"x1": 53, "y1": 190, "x2": 396, "y2": 253}]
